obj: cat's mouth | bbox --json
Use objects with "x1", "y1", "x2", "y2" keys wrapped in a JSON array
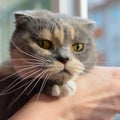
[{"x1": 60, "y1": 69, "x2": 71, "y2": 75}]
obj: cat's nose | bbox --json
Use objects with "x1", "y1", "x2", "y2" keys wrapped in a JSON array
[
  {"x1": 55, "y1": 47, "x2": 70, "y2": 64},
  {"x1": 57, "y1": 56, "x2": 69, "y2": 64}
]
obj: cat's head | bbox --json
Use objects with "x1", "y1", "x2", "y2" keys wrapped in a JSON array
[{"x1": 10, "y1": 10, "x2": 96, "y2": 82}]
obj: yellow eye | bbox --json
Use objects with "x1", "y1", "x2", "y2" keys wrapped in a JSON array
[
  {"x1": 37, "y1": 40, "x2": 53, "y2": 50},
  {"x1": 72, "y1": 43, "x2": 84, "y2": 52}
]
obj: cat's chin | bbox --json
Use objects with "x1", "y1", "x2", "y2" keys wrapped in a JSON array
[
  {"x1": 59, "y1": 69, "x2": 72, "y2": 75},
  {"x1": 49, "y1": 72, "x2": 79, "y2": 83}
]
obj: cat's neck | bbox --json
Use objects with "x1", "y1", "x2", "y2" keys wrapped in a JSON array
[{"x1": 0, "y1": 61, "x2": 15, "y2": 76}]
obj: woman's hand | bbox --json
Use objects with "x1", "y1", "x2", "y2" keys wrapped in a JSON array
[{"x1": 9, "y1": 66, "x2": 120, "y2": 120}]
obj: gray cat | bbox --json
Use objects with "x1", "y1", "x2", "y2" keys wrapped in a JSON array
[{"x1": 0, "y1": 10, "x2": 96, "y2": 119}]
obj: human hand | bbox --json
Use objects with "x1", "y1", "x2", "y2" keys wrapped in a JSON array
[{"x1": 9, "y1": 66, "x2": 120, "y2": 120}]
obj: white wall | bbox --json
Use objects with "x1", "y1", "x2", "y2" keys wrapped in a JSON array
[
  {"x1": 79, "y1": 0, "x2": 88, "y2": 18},
  {"x1": 59, "y1": 0, "x2": 88, "y2": 18},
  {"x1": 59, "y1": 0, "x2": 74, "y2": 15}
]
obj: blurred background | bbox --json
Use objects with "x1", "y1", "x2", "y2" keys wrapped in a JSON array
[{"x1": 0, "y1": 0, "x2": 120, "y2": 66}]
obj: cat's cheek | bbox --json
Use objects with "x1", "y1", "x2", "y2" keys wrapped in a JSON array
[
  {"x1": 11, "y1": 50, "x2": 41, "y2": 78},
  {"x1": 12, "y1": 61, "x2": 40, "y2": 78},
  {"x1": 13, "y1": 61, "x2": 48, "y2": 79}
]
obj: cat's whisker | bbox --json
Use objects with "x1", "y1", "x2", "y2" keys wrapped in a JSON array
[
  {"x1": 73, "y1": 67, "x2": 85, "y2": 71},
  {"x1": 24, "y1": 61, "x2": 49, "y2": 66},
  {"x1": 5, "y1": 58, "x2": 42, "y2": 61},
  {"x1": 4, "y1": 64, "x2": 40, "y2": 68},
  {"x1": 36, "y1": 73, "x2": 50, "y2": 101},
  {"x1": 3, "y1": 69, "x2": 46, "y2": 95},
  {"x1": 1, "y1": 71, "x2": 33, "y2": 93},
  {"x1": 11, "y1": 40, "x2": 50, "y2": 63},
  {"x1": 9, "y1": 45, "x2": 50, "y2": 62},
  {"x1": 10, "y1": 52, "x2": 50, "y2": 65},
  {"x1": 0, "y1": 80, "x2": 33, "y2": 95},
  {"x1": 3, "y1": 60, "x2": 47, "y2": 67},
  {"x1": 10, "y1": 57, "x2": 48, "y2": 62},
  {"x1": 11, "y1": 41, "x2": 44, "y2": 60},
  {"x1": 8, "y1": 69, "x2": 47, "y2": 107},
  {"x1": 1, "y1": 70, "x2": 36, "y2": 93},
  {"x1": 68, "y1": 66, "x2": 84, "y2": 69},
  {"x1": 28, "y1": 70, "x2": 48, "y2": 95},
  {"x1": 31, "y1": 53, "x2": 48, "y2": 61},
  {"x1": 24, "y1": 57, "x2": 47, "y2": 63},
  {"x1": 2, "y1": 68, "x2": 43, "y2": 94},
  {"x1": 0, "y1": 65, "x2": 42, "y2": 82}
]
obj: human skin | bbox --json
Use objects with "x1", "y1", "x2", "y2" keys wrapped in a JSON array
[{"x1": 9, "y1": 66, "x2": 120, "y2": 120}]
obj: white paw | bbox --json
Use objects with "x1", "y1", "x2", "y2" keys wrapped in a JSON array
[
  {"x1": 52, "y1": 80, "x2": 76, "y2": 97},
  {"x1": 52, "y1": 85, "x2": 61, "y2": 96}
]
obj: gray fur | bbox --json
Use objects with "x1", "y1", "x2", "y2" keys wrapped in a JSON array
[{"x1": 0, "y1": 9, "x2": 96, "y2": 119}]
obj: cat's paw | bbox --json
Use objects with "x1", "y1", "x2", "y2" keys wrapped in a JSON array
[
  {"x1": 62, "y1": 80, "x2": 77, "y2": 96},
  {"x1": 52, "y1": 80, "x2": 76, "y2": 97},
  {"x1": 52, "y1": 85, "x2": 61, "y2": 96}
]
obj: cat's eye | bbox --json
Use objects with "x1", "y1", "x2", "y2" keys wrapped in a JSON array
[
  {"x1": 72, "y1": 43, "x2": 84, "y2": 52},
  {"x1": 37, "y1": 40, "x2": 53, "y2": 50}
]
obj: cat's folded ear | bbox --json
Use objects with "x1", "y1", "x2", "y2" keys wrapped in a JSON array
[
  {"x1": 14, "y1": 11, "x2": 32, "y2": 26},
  {"x1": 75, "y1": 17, "x2": 96, "y2": 31}
]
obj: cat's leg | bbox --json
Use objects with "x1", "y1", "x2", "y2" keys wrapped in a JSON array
[{"x1": 52, "y1": 80, "x2": 77, "y2": 96}]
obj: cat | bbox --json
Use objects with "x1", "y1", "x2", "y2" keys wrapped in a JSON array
[{"x1": 0, "y1": 9, "x2": 96, "y2": 119}]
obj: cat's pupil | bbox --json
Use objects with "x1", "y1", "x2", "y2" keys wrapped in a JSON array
[
  {"x1": 77, "y1": 45, "x2": 80, "y2": 50},
  {"x1": 41, "y1": 41, "x2": 45, "y2": 46}
]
